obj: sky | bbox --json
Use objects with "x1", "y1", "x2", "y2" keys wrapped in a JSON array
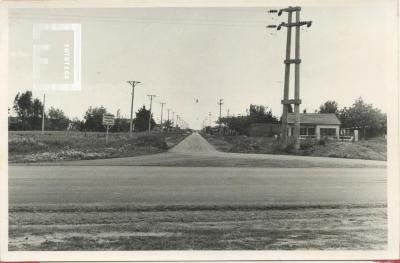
[{"x1": 7, "y1": 2, "x2": 397, "y2": 129}]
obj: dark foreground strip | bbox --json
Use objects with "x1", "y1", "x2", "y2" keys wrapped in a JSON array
[{"x1": 9, "y1": 203, "x2": 386, "y2": 213}]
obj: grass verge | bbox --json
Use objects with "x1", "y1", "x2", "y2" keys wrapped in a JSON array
[
  {"x1": 9, "y1": 130, "x2": 190, "y2": 163},
  {"x1": 201, "y1": 133, "x2": 387, "y2": 161}
]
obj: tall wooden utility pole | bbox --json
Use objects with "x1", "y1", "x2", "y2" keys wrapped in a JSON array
[
  {"x1": 167, "y1": 108, "x2": 171, "y2": 130},
  {"x1": 217, "y1": 98, "x2": 223, "y2": 131},
  {"x1": 268, "y1": 6, "x2": 312, "y2": 149},
  {"x1": 160, "y1": 102, "x2": 166, "y2": 130},
  {"x1": 127, "y1": 81, "x2": 141, "y2": 138},
  {"x1": 147, "y1": 94, "x2": 156, "y2": 133},
  {"x1": 41, "y1": 93, "x2": 45, "y2": 134}
]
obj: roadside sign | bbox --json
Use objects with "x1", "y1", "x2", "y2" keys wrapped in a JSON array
[
  {"x1": 102, "y1": 114, "x2": 115, "y2": 126},
  {"x1": 102, "y1": 114, "x2": 114, "y2": 144}
]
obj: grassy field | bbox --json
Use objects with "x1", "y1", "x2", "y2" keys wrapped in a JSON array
[
  {"x1": 202, "y1": 134, "x2": 387, "y2": 161},
  {"x1": 9, "y1": 204, "x2": 386, "y2": 250},
  {"x1": 8, "y1": 130, "x2": 190, "y2": 163}
]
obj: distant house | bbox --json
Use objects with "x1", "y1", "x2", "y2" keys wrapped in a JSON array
[{"x1": 287, "y1": 113, "x2": 341, "y2": 140}]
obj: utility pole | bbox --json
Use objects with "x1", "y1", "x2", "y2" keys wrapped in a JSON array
[
  {"x1": 176, "y1": 115, "x2": 179, "y2": 128},
  {"x1": 267, "y1": 6, "x2": 312, "y2": 150},
  {"x1": 41, "y1": 93, "x2": 45, "y2": 134},
  {"x1": 167, "y1": 108, "x2": 170, "y2": 130},
  {"x1": 160, "y1": 102, "x2": 166, "y2": 130},
  {"x1": 127, "y1": 81, "x2": 141, "y2": 138},
  {"x1": 217, "y1": 98, "x2": 223, "y2": 132},
  {"x1": 208, "y1": 112, "x2": 211, "y2": 127},
  {"x1": 147, "y1": 95, "x2": 156, "y2": 133}
]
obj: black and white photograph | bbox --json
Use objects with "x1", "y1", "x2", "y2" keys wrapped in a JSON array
[{"x1": 1, "y1": 0, "x2": 399, "y2": 261}]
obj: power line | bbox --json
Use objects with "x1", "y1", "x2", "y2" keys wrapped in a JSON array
[{"x1": 9, "y1": 13, "x2": 269, "y2": 28}]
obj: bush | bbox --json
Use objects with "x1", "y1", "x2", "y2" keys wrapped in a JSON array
[
  {"x1": 8, "y1": 137, "x2": 48, "y2": 154},
  {"x1": 300, "y1": 138, "x2": 315, "y2": 150},
  {"x1": 134, "y1": 135, "x2": 168, "y2": 149},
  {"x1": 318, "y1": 139, "x2": 326, "y2": 145},
  {"x1": 284, "y1": 142, "x2": 295, "y2": 153}
]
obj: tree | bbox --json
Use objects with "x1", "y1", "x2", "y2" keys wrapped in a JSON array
[
  {"x1": 163, "y1": 119, "x2": 173, "y2": 130},
  {"x1": 248, "y1": 104, "x2": 279, "y2": 124},
  {"x1": 47, "y1": 107, "x2": 70, "y2": 130},
  {"x1": 319, "y1": 100, "x2": 339, "y2": 114},
  {"x1": 111, "y1": 118, "x2": 130, "y2": 132},
  {"x1": 83, "y1": 106, "x2": 108, "y2": 131},
  {"x1": 133, "y1": 105, "x2": 156, "y2": 132},
  {"x1": 13, "y1": 91, "x2": 33, "y2": 130},
  {"x1": 219, "y1": 104, "x2": 279, "y2": 136},
  {"x1": 32, "y1": 98, "x2": 44, "y2": 130},
  {"x1": 69, "y1": 117, "x2": 85, "y2": 131},
  {"x1": 339, "y1": 97, "x2": 386, "y2": 139}
]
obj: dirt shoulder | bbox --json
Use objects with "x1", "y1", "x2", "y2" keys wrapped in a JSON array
[
  {"x1": 201, "y1": 133, "x2": 387, "y2": 161},
  {"x1": 9, "y1": 203, "x2": 386, "y2": 250},
  {"x1": 8, "y1": 131, "x2": 190, "y2": 163}
]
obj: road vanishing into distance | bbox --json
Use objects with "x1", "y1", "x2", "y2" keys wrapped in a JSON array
[{"x1": 9, "y1": 132, "x2": 387, "y2": 250}]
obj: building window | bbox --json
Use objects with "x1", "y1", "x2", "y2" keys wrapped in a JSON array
[
  {"x1": 320, "y1": 128, "x2": 336, "y2": 136},
  {"x1": 308, "y1": 128, "x2": 316, "y2": 135},
  {"x1": 300, "y1": 128, "x2": 307, "y2": 135}
]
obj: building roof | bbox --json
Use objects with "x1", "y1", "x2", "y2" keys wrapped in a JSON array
[{"x1": 287, "y1": 113, "x2": 341, "y2": 125}]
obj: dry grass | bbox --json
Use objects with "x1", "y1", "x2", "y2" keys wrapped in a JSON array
[
  {"x1": 9, "y1": 130, "x2": 189, "y2": 163},
  {"x1": 202, "y1": 134, "x2": 387, "y2": 161}
]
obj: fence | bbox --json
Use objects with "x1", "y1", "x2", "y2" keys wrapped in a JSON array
[{"x1": 299, "y1": 135, "x2": 354, "y2": 142}]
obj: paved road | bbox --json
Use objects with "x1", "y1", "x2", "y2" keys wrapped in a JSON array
[
  {"x1": 9, "y1": 133, "x2": 386, "y2": 207},
  {"x1": 9, "y1": 166, "x2": 386, "y2": 207}
]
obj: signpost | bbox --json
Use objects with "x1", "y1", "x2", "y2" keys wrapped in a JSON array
[{"x1": 102, "y1": 114, "x2": 115, "y2": 144}]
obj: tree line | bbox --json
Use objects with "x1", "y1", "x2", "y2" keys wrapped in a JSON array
[
  {"x1": 318, "y1": 98, "x2": 386, "y2": 138},
  {"x1": 10, "y1": 90, "x2": 386, "y2": 138},
  {"x1": 9, "y1": 90, "x2": 164, "y2": 132},
  {"x1": 216, "y1": 104, "x2": 279, "y2": 135}
]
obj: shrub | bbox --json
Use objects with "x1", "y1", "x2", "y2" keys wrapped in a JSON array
[
  {"x1": 284, "y1": 142, "x2": 295, "y2": 153},
  {"x1": 134, "y1": 135, "x2": 168, "y2": 149},
  {"x1": 300, "y1": 138, "x2": 315, "y2": 150}
]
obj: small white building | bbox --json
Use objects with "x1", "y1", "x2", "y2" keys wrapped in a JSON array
[{"x1": 287, "y1": 113, "x2": 341, "y2": 140}]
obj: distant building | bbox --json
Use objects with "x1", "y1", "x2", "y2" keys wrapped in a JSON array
[{"x1": 287, "y1": 113, "x2": 341, "y2": 140}]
